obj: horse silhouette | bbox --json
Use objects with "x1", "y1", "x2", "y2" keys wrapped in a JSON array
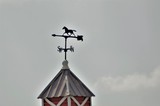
[{"x1": 62, "y1": 26, "x2": 76, "y2": 36}]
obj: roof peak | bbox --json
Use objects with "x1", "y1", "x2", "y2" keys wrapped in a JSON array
[{"x1": 62, "y1": 60, "x2": 69, "y2": 69}]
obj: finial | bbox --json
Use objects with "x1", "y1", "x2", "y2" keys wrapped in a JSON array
[
  {"x1": 52, "y1": 26, "x2": 83, "y2": 60},
  {"x1": 62, "y1": 60, "x2": 69, "y2": 69}
]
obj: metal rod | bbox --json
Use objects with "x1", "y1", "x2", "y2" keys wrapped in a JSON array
[{"x1": 65, "y1": 37, "x2": 67, "y2": 60}]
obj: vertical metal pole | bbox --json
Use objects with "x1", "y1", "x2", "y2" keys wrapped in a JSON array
[{"x1": 65, "y1": 37, "x2": 67, "y2": 60}]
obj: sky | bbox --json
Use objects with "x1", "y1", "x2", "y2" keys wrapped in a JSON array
[{"x1": 0, "y1": 0, "x2": 160, "y2": 106}]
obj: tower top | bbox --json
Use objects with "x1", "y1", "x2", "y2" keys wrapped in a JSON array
[
  {"x1": 52, "y1": 26, "x2": 83, "y2": 60},
  {"x1": 37, "y1": 64, "x2": 95, "y2": 98}
]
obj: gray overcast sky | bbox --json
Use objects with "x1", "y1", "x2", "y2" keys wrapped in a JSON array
[{"x1": 0, "y1": 0, "x2": 160, "y2": 106}]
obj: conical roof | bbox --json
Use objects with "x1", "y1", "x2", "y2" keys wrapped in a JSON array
[{"x1": 38, "y1": 60, "x2": 95, "y2": 99}]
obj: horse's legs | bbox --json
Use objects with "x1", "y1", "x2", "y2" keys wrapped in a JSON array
[
  {"x1": 71, "y1": 31, "x2": 76, "y2": 36},
  {"x1": 72, "y1": 33, "x2": 76, "y2": 36}
]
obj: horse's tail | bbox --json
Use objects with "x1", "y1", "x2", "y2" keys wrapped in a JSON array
[{"x1": 73, "y1": 30, "x2": 76, "y2": 32}]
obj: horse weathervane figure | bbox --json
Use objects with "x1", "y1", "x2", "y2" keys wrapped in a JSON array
[{"x1": 52, "y1": 26, "x2": 83, "y2": 60}]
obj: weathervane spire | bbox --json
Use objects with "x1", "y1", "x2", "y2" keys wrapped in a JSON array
[{"x1": 52, "y1": 26, "x2": 83, "y2": 60}]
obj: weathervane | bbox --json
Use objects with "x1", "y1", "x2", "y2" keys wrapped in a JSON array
[{"x1": 52, "y1": 26, "x2": 83, "y2": 60}]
